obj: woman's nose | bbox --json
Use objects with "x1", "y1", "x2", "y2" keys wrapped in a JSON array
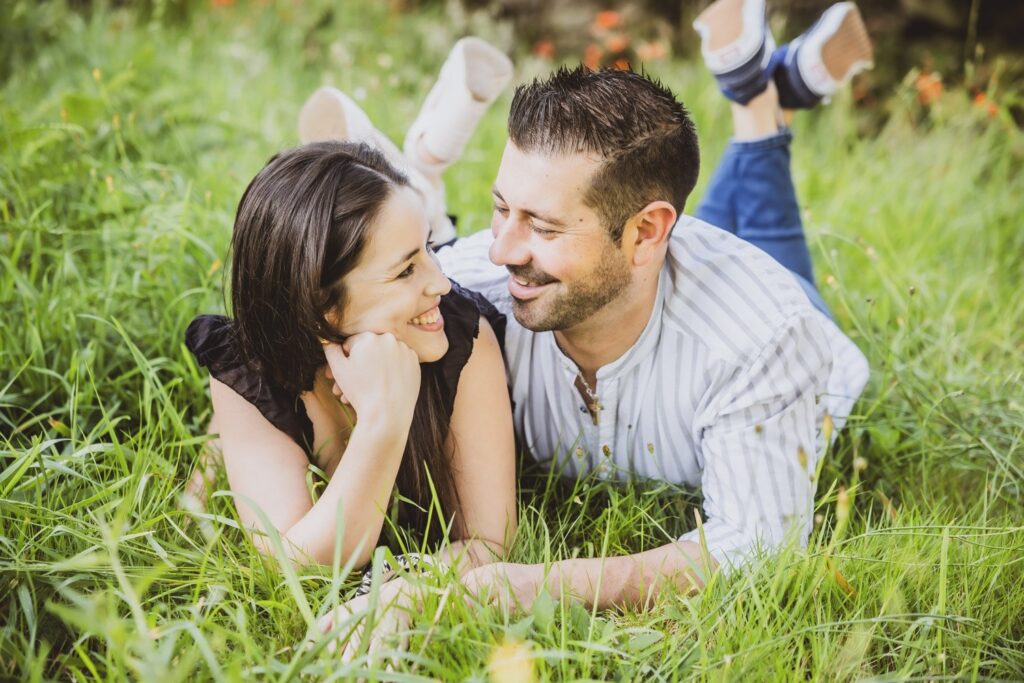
[{"x1": 425, "y1": 252, "x2": 452, "y2": 297}]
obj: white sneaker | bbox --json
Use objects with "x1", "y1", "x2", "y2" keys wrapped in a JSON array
[
  {"x1": 403, "y1": 37, "x2": 513, "y2": 177},
  {"x1": 693, "y1": 0, "x2": 768, "y2": 75},
  {"x1": 795, "y1": 2, "x2": 874, "y2": 98}
]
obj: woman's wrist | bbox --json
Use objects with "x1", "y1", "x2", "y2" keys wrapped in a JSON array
[{"x1": 350, "y1": 411, "x2": 412, "y2": 450}]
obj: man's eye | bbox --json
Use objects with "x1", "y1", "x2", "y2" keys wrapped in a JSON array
[
  {"x1": 397, "y1": 263, "x2": 415, "y2": 279},
  {"x1": 530, "y1": 224, "x2": 555, "y2": 236}
]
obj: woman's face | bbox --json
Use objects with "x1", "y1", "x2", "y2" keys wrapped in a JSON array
[{"x1": 335, "y1": 186, "x2": 453, "y2": 362}]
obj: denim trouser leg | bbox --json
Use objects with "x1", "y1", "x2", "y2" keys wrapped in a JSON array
[{"x1": 694, "y1": 131, "x2": 831, "y2": 318}]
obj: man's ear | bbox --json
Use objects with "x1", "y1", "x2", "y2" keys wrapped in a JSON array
[{"x1": 626, "y1": 200, "x2": 677, "y2": 267}]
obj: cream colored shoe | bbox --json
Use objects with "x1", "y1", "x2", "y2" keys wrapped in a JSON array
[{"x1": 403, "y1": 37, "x2": 513, "y2": 176}]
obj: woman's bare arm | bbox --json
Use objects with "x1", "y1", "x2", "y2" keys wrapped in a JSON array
[
  {"x1": 209, "y1": 332, "x2": 420, "y2": 567},
  {"x1": 438, "y1": 316, "x2": 517, "y2": 572}
]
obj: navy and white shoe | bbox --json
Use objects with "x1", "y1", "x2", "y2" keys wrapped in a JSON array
[
  {"x1": 693, "y1": 0, "x2": 775, "y2": 105},
  {"x1": 772, "y1": 2, "x2": 874, "y2": 109}
]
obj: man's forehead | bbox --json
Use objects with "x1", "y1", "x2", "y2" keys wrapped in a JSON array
[{"x1": 494, "y1": 141, "x2": 600, "y2": 214}]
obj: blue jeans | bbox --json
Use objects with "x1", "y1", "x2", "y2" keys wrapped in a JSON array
[{"x1": 694, "y1": 130, "x2": 832, "y2": 318}]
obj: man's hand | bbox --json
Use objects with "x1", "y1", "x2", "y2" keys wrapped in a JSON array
[{"x1": 461, "y1": 562, "x2": 547, "y2": 611}]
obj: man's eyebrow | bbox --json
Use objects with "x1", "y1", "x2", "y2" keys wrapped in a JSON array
[
  {"x1": 491, "y1": 186, "x2": 567, "y2": 228},
  {"x1": 391, "y1": 247, "x2": 420, "y2": 270}
]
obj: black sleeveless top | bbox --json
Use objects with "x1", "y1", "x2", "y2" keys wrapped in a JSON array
[{"x1": 185, "y1": 281, "x2": 505, "y2": 458}]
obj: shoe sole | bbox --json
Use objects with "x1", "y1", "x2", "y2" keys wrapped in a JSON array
[
  {"x1": 297, "y1": 88, "x2": 349, "y2": 144},
  {"x1": 694, "y1": 0, "x2": 745, "y2": 52},
  {"x1": 820, "y1": 4, "x2": 874, "y2": 83},
  {"x1": 693, "y1": 0, "x2": 768, "y2": 74}
]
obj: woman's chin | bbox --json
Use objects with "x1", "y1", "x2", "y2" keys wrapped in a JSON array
[{"x1": 411, "y1": 336, "x2": 449, "y2": 364}]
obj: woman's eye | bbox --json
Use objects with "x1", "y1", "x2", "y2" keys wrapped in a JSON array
[
  {"x1": 397, "y1": 263, "x2": 415, "y2": 279},
  {"x1": 493, "y1": 204, "x2": 509, "y2": 216}
]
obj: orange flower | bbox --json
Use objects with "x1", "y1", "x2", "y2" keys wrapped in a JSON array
[
  {"x1": 636, "y1": 40, "x2": 668, "y2": 61},
  {"x1": 613, "y1": 58, "x2": 630, "y2": 71},
  {"x1": 914, "y1": 71, "x2": 943, "y2": 106},
  {"x1": 583, "y1": 43, "x2": 603, "y2": 70},
  {"x1": 211, "y1": 0, "x2": 235, "y2": 6},
  {"x1": 532, "y1": 39, "x2": 555, "y2": 60},
  {"x1": 594, "y1": 10, "x2": 622, "y2": 29},
  {"x1": 605, "y1": 34, "x2": 629, "y2": 53},
  {"x1": 973, "y1": 91, "x2": 998, "y2": 118}
]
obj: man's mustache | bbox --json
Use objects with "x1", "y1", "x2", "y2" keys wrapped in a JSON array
[{"x1": 506, "y1": 266, "x2": 558, "y2": 286}]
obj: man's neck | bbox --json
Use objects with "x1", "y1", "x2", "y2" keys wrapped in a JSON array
[{"x1": 553, "y1": 269, "x2": 661, "y2": 387}]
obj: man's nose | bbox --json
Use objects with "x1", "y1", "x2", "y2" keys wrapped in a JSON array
[{"x1": 489, "y1": 219, "x2": 530, "y2": 267}]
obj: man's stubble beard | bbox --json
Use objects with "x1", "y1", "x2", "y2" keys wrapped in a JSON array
[{"x1": 511, "y1": 248, "x2": 632, "y2": 332}]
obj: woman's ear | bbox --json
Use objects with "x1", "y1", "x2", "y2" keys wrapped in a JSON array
[{"x1": 625, "y1": 200, "x2": 677, "y2": 267}]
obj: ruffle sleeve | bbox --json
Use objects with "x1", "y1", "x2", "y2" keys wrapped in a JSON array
[{"x1": 185, "y1": 315, "x2": 315, "y2": 453}]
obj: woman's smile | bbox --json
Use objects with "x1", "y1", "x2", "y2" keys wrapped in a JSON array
[{"x1": 408, "y1": 305, "x2": 444, "y2": 332}]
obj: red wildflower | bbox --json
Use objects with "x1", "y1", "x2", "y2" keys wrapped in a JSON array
[
  {"x1": 973, "y1": 91, "x2": 998, "y2": 118},
  {"x1": 635, "y1": 40, "x2": 668, "y2": 62},
  {"x1": 533, "y1": 39, "x2": 555, "y2": 60},
  {"x1": 605, "y1": 34, "x2": 629, "y2": 54},
  {"x1": 594, "y1": 10, "x2": 622, "y2": 29},
  {"x1": 914, "y1": 71, "x2": 943, "y2": 106}
]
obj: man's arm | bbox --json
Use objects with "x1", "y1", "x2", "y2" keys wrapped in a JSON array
[
  {"x1": 465, "y1": 541, "x2": 717, "y2": 611},
  {"x1": 469, "y1": 314, "x2": 835, "y2": 611}
]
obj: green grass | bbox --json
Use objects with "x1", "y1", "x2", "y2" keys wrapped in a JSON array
[{"x1": 2, "y1": 1, "x2": 1023, "y2": 680}]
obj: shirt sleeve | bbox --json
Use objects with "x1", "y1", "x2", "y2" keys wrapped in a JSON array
[{"x1": 678, "y1": 313, "x2": 832, "y2": 571}]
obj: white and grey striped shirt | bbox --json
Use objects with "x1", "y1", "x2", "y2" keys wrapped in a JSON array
[{"x1": 438, "y1": 215, "x2": 869, "y2": 567}]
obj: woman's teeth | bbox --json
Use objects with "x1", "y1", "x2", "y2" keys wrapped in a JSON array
[{"x1": 409, "y1": 307, "x2": 441, "y2": 326}]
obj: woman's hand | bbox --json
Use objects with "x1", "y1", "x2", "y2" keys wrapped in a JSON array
[
  {"x1": 317, "y1": 577, "x2": 417, "y2": 665},
  {"x1": 323, "y1": 332, "x2": 421, "y2": 424}
]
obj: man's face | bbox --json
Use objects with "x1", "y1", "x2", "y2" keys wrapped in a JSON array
[{"x1": 489, "y1": 142, "x2": 631, "y2": 332}]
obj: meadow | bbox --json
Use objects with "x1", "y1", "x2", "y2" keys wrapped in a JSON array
[{"x1": 1, "y1": 1, "x2": 1022, "y2": 680}]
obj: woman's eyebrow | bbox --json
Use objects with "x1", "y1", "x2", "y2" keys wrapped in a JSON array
[{"x1": 390, "y1": 247, "x2": 420, "y2": 270}]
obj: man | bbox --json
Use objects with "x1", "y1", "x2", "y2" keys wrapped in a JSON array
[
  {"x1": 434, "y1": 0, "x2": 872, "y2": 608},
  {"x1": 310, "y1": 0, "x2": 873, "y2": 642}
]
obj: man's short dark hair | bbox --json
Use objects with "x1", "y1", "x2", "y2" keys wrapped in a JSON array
[{"x1": 508, "y1": 65, "x2": 700, "y2": 242}]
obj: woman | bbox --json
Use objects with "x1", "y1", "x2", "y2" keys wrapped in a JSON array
[{"x1": 186, "y1": 140, "x2": 516, "y2": 570}]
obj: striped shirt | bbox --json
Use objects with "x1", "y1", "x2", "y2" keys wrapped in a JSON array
[{"x1": 437, "y1": 215, "x2": 869, "y2": 567}]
